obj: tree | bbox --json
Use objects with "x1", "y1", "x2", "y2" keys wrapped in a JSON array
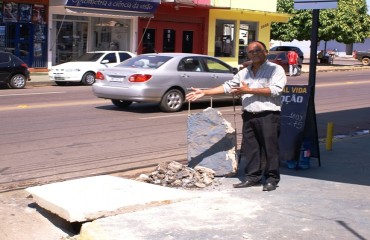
[{"x1": 271, "y1": 0, "x2": 370, "y2": 44}]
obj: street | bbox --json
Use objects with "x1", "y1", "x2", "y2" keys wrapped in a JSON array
[{"x1": 1, "y1": 70, "x2": 370, "y2": 191}]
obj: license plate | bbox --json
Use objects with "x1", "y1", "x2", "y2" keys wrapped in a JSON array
[
  {"x1": 55, "y1": 77, "x2": 65, "y2": 80},
  {"x1": 109, "y1": 77, "x2": 124, "y2": 82}
]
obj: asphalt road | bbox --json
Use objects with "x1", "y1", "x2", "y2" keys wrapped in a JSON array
[{"x1": 1, "y1": 69, "x2": 370, "y2": 192}]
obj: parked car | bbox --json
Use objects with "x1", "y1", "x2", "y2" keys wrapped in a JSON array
[
  {"x1": 92, "y1": 53, "x2": 239, "y2": 112},
  {"x1": 48, "y1": 51, "x2": 136, "y2": 86},
  {"x1": 267, "y1": 51, "x2": 302, "y2": 76},
  {"x1": 353, "y1": 50, "x2": 370, "y2": 66},
  {"x1": 0, "y1": 51, "x2": 30, "y2": 89},
  {"x1": 269, "y1": 46, "x2": 304, "y2": 64}
]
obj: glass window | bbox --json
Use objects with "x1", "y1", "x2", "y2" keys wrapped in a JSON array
[
  {"x1": 91, "y1": 18, "x2": 131, "y2": 52},
  {"x1": 239, "y1": 22, "x2": 257, "y2": 46},
  {"x1": 54, "y1": 21, "x2": 87, "y2": 64},
  {"x1": 119, "y1": 52, "x2": 132, "y2": 62},
  {"x1": 204, "y1": 57, "x2": 232, "y2": 73},
  {"x1": 178, "y1": 57, "x2": 202, "y2": 72},
  {"x1": 118, "y1": 55, "x2": 172, "y2": 69},
  {"x1": 215, "y1": 20, "x2": 236, "y2": 57},
  {"x1": 102, "y1": 53, "x2": 117, "y2": 63}
]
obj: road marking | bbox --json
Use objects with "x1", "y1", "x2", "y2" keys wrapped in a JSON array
[
  {"x1": 316, "y1": 80, "x2": 370, "y2": 87},
  {"x1": 0, "y1": 91, "x2": 65, "y2": 97},
  {"x1": 0, "y1": 100, "x2": 107, "y2": 111}
]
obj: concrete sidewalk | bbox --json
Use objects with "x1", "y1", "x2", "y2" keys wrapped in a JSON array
[{"x1": 1, "y1": 133, "x2": 369, "y2": 240}]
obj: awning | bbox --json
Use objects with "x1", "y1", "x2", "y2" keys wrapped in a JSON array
[
  {"x1": 50, "y1": 0, "x2": 160, "y2": 18},
  {"x1": 211, "y1": 8, "x2": 291, "y2": 23}
]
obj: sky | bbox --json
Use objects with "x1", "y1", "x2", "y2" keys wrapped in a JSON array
[{"x1": 367, "y1": 0, "x2": 370, "y2": 14}]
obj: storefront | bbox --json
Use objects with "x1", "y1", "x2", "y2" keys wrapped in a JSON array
[
  {"x1": 137, "y1": 3, "x2": 209, "y2": 55},
  {"x1": 48, "y1": 0, "x2": 160, "y2": 67},
  {"x1": 0, "y1": 0, "x2": 48, "y2": 68},
  {"x1": 209, "y1": 8, "x2": 290, "y2": 67}
]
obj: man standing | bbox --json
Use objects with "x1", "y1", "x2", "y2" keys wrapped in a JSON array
[
  {"x1": 287, "y1": 50, "x2": 299, "y2": 76},
  {"x1": 186, "y1": 41, "x2": 287, "y2": 191}
]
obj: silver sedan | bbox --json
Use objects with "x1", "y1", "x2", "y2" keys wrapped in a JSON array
[{"x1": 92, "y1": 53, "x2": 238, "y2": 112}]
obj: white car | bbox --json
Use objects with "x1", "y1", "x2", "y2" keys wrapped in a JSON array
[{"x1": 48, "y1": 51, "x2": 136, "y2": 86}]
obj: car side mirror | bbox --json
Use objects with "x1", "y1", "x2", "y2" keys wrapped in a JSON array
[{"x1": 101, "y1": 60, "x2": 109, "y2": 64}]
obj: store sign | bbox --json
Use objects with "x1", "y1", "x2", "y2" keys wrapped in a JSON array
[
  {"x1": 294, "y1": 0, "x2": 338, "y2": 10},
  {"x1": 66, "y1": 0, "x2": 160, "y2": 13}
]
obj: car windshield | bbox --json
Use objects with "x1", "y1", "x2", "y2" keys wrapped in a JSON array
[
  {"x1": 117, "y1": 55, "x2": 172, "y2": 69},
  {"x1": 75, "y1": 53, "x2": 104, "y2": 62}
]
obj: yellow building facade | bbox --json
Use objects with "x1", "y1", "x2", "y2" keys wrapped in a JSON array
[{"x1": 208, "y1": 0, "x2": 290, "y2": 66}]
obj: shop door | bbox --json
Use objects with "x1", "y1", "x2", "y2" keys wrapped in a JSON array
[
  {"x1": 182, "y1": 31, "x2": 193, "y2": 53},
  {"x1": 143, "y1": 21, "x2": 202, "y2": 54},
  {"x1": 0, "y1": 23, "x2": 47, "y2": 67},
  {"x1": 18, "y1": 23, "x2": 32, "y2": 65},
  {"x1": 1, "y1": 23, "x2": 33, "y2": 66}
]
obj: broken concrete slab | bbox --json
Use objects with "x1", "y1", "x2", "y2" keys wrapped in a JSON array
[
  {"x1": 187, "y1": 107, "x2": 237, "y2": 176},
  {"x1": 26, "y1": 175, "x2": 196, "y2": 222}
]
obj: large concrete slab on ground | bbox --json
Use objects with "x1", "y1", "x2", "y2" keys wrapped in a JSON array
[{"x1": 26, "y1": 175, "x2": 196, "y2": 222}]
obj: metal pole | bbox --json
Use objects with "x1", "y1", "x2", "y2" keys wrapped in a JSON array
[
  {"x1": 308, "y1": 9, "x2": 321, "y2": 166},
  {"x1": 308, "y1": 9, "x2": 320, "y2": 88}
]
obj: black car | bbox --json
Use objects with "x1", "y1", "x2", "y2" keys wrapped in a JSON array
[
  {"x1": 0, "y1": 52, "x2": 30, "y2": 89},
  {"x1": 269, "y1": 46, "x2": 304, "y2": 64}
]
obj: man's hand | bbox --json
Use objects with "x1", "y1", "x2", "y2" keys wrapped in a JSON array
[
  {"x1": 186, "y1": 87, "x2": 205, "y2": 101},
  {"x1": 230, "y1": 81, "x2": 250, "y2": 95}
]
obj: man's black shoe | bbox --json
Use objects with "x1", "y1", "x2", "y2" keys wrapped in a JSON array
[
  {"x1": 233, "y1": 181, "x2": 261, "y2": 188},
  {"x1": 262, "y1": 183, "x2": 277, "y2": 191}
]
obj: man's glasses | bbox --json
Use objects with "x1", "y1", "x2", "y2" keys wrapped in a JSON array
[{"x1": 247, "y1": 49, "x2": 264, "y2": 55}]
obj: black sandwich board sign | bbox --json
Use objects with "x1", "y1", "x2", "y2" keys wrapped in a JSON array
[{"x1": 279, "y1": 85, "x2": 320, "y2": 165}]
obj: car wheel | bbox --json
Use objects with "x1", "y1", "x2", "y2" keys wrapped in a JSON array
[
  {"x1": 111, "y1": 99, "x2": 132, "y2": 108},
  {"x1": 9, "y1": 74, "x2": 26, "y2": 89},
  {"x1": 81, "y1": 72, "x2": 95, "y2": 85},
  {"x1": 361, "y1": 57, "x2": 370, "y2": 66},
  {"x1": 55, "y1": 81, "x2": 67, "y2": 86},
  {"x1": 159, "y1": 89, "x2": 184, "y2": 112}
]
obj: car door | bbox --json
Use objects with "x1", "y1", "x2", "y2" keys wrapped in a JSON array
[
  {"x1": 178, "y1": 56, "x2": 210, "y2": 91},
  {"x1": 0, "y1": 53, "x2": 11, "y2": 83},
  {"x1": 202, "y1": 57, "x2": 235, "y2": 99}
]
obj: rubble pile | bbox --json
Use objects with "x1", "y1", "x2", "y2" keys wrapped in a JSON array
[{"x1": 136, "y1": 161, "x2": 216, "y2": 189}]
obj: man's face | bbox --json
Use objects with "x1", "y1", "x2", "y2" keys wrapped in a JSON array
[{"x1": 247, "y1": 43, "x2": 267, "y2": 64}]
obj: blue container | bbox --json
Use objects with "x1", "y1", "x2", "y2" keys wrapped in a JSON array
[{"x1": 298, "y1": 141, "x2": 311, "y2": 169}]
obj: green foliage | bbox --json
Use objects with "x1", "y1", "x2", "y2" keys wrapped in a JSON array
[{"x1": 271, "y1": 0, "x2": 370, "y2": 43}]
